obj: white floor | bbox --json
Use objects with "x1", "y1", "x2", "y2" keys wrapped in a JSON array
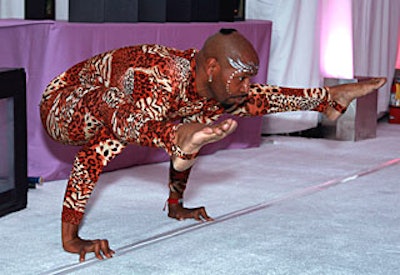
[{"x1": 1, "y1": 121, "x2": 400, "y2": 275}]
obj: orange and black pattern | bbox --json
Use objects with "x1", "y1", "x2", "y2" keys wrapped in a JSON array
[{"x1": 40, "y1": 45, "x2": 333, "y2": 224}]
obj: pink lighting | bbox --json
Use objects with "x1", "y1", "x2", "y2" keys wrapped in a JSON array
[
  {"x1": 396, "y1": 28, "x2": 400, "y2": 68},
  {"x1": 397, "y1": 50, "x2": 400, "y2": 69},
  {"x1": 320, "y1": 0, "x2": 354, "y2": 78}
]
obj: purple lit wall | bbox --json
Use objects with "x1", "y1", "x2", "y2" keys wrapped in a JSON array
[{"x1": 319, "y1": 0, "x2": 354, "y2": 78}]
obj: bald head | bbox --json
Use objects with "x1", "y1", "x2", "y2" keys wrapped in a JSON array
[{"x1": 201, "y1": 29, "x2": 259, "y2": 71}]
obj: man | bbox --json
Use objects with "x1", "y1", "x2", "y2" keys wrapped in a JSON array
[{"x1": 40, "y1": 28, "x2": 386, "y2": 262}]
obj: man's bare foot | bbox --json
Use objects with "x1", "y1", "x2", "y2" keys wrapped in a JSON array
[
  {"x1": 172, "y1": 119, "x2": 238, "y2": 171},
  {"x1": 325, "y1": 77, "x2": 386, "y2": 120},
  {"x1": 176, "y1": 118, "x2": 238, "y2": 153}
]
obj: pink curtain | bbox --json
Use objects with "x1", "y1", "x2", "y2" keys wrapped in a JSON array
[
  {"x1": 247, "y1": 0, "x2": 400, "y2": 133},
  {"x1": 352, "y1": 0, "x2": 400, "y2": 115}
]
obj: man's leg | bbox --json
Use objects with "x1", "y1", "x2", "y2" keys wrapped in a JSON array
[
  {"x1": 325, "y1": 78, "x2": 387, "y2": 120},
  {"x1": 164, "y1": 118, "x2": 238, "y2": 221},
  {"x1": 246, "y1": 77, "x2": 386, "y2": 120}
]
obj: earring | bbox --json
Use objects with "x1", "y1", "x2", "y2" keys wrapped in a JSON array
[{"x1": 208, "y1": 74, "x2": 213, "y2": 83}]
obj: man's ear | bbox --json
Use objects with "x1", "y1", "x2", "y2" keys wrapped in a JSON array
[{"x1": 206, "y1": 57, "x2": 219, "y2": 75}]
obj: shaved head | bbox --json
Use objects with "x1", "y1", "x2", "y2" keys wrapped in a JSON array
[{"x1": 201, "y1": 29, "x2": 259, "y2": 71}]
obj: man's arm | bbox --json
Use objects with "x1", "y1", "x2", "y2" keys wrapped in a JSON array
[
  {"x1": 165, "y1": 161, "x2": 212, "y2": 221},
  {"x1": 61, "y1": 127, "x2": 126, "y2": 262}
]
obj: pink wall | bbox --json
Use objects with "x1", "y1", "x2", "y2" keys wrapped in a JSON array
[{"x1": 397, "y1": 27, "x2": 400, "y2": 69}]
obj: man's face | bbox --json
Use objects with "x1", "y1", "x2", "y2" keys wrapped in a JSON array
[{"x1": 214, "y1": 57, "x2": 258, "y2": 108}]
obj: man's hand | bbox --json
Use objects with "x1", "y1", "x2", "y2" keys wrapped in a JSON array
[
  {"x1": 167, "y1": 203, "x2": 214, "y2": 222},
  {"x1": 62, "y1": 222, "x2": 114, "y2": 262}
]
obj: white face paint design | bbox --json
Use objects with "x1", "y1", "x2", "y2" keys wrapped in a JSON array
[
  {"x1": 228, "y1": 58, "x2": 259, "y2": 74},
  {"x1": 226, "y1": 57, "x2": 259, "y2": 95}
]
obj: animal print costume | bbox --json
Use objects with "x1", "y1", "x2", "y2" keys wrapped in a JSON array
[{"x1": 40, "y1": 44, "x2": 345, "y2": 225}]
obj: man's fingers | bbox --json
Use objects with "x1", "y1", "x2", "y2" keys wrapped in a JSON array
[
  {"x1": 78, "y1": 239, "x2": 113, "y2": 262},
  {"x1": 168, "y1": 204, "x2": 214, "y2": 222},
  {"x1": 193, "y1": 212, "x2": 202, "y2": 221},
  {"x1": 190, "y1": 209, "x2": 204, "y2": 221},
  {"x1": 66, "y1": 237, "x2": 113, "y2": 263},
  {"x1": 192, "y1": 207, "x2": 213, "y2": 222},
  {"x1": 100, "y1": 239, "x2": 114, "y2": 258},
  {"x1": 93, "y1": 241, "x2": 105, "y2": 260},
  {"x1": 79, "y1": 249, "x2": 87, "y2": 262},
  {"x1": 94, "y1": 239, "x2": 114, "y2": 260},
  {"x1": 199, "y1": 207, "x2": 214, "y2": 221}
]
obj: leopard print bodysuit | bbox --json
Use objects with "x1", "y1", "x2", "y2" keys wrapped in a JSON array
[{"x1": 40, "y1": 44, "x2": 341, "y2": 225}]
